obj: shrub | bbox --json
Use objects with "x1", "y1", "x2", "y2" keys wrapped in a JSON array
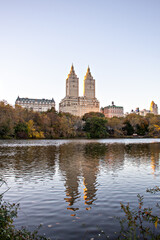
[
  {"x1": 0, "y1": 180, "x2": 49, "y2": 240},
  {"x1": 118, "y1": 187, "x2": 160, "y2": 239}
]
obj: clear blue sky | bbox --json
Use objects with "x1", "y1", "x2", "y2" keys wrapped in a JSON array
[{"x1": 0, "y1": 0, "x2": 160, "y2": 112}]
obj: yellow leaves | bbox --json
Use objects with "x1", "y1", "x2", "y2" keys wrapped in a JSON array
[
  {"x1": 155, "y1": 218, "x2": 158, "y2": 229},
  {"x1": 33, "y1": 131, "x2": 45, "y2": 139},
  {"x1": 154, "y1": 125, "x2": 160, "y2": 131},
  {"x1": 27, "y1": 120, "x2": 34, "y2": 138},
  {"x1": 27, "y1": 120, "x2": 45, "y2": 139}
]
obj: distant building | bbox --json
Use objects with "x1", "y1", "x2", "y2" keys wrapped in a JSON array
[
  {"x1": 135, "y1": 108, "x2": 139, "y2": 113},
  {"x1": 139, "y1": 109, "x2": 151, "y2": 116},
  {"x1": 15, "y1": 96, "x2": 55, "y2": 112},
  {"x1": 130, "y1": 101, "x2": 158, "y2": 116},
  {"x1": 150, "y1": 101, "x2": 158, "y2": 115},
  {"x1": 59, "y1": 65, "x2": 100, "y2": 117},
  {"x1": 101, "y1": 101, "x2": 124, "y2": 118}
]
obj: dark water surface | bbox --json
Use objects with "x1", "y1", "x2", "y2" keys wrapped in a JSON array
[{"x1": 0, "y1": 139, "x2": 160, "y2": 239}]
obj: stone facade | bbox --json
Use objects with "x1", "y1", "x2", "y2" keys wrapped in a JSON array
[
  {"x1": 59, "y1": 65, "x2": 100, "y2": 117},
  {"x1": 15, "y1": 96, "x2": 55, "y2": 112},
  {"x1": 101, "y1": 101, "x2": 124, "y2": 118},
  {"x1": 150, "y1": 101, "x2": 158, "y2": 115},
  {"x1": 139, "y1": 109, "x2": 151, "y2": 116}
]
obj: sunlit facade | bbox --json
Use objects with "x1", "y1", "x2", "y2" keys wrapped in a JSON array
[
  {"x1": 59, "y1": 65, "x2": 100, "y2": 117},
  {"x1": 150, "y1": 101, "x2": 158, "y2": 115}
]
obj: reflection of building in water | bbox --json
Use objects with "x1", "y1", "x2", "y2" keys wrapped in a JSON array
[
  {"x1": 59, "y1": 143, "x2": 148, "y2": 213},
  {"x1": 82, "y1": 167, "x2": 98, "y2": 207},
  {"x1": 82, "y1": 144, "x2": 102, "y2": 208},
  {"x1": 150, "y1": 144, "x2": 160, "y2": 174},
  {"x1": 58, "y1": 143, "x2": 101, "y2": 212},
  {"x1": 58, "y1": 144, "x2": 82, "y2": 212}
]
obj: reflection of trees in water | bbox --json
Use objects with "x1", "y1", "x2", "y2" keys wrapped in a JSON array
[
  {"x1": 100, "y1": 144, "x2": 125, "y2": 172},
  {"x1": 84, "y1": 143, "x2": 107, "y2": 159},
  {"x1": 0, "y1": 146, "x2": 57, "y2": 181},
  {"x1": 125, "y1": 144, "x2": 150, "y2": 160},
  {"x1": 124, "y1": 143, "x2": 160, "y2": 173},
  {"x1": 1, "y1": 141, "x2": 160, "y2": 214}
]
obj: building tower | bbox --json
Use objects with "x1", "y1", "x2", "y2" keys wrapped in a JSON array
[
  {"x1": 83, "y1": 66, "x2": 95, "y2": 98},
  {"x1": 66, "y1": 64, "x2": 79, "y2": 98},
  {"x1": 150, "y1": 101, "x2": 158, "y2": 115},
  {"x1": 59, "y1": 65, "x2": 100, "y2": 117}
]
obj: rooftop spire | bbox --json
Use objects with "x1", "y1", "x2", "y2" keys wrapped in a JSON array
[
  {"x1": 87, "y1": 65, "x2": 90, "y2": 73},
  {"x1": 70, "y1": 64, "x2": 75, "y2": 74},
  {"x1": 67, "y1": 64, "x2": 78, "y2": 79},
  {"x1": 84, "y1": 65, "x2": 92, "y2": 80}
]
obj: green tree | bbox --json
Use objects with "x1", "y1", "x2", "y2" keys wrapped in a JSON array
[
  {"x1": 82, "y1": 111, "x2": 105, "y2": 121},
  {"x1": 84, "y1": 117, "x2": 108, "y2": 138},
  {"x1": 14, "y1": 121, "x2": 28, "y2": 139},
  {"x1": 135, "y1": 118, "x2": 149, "y2": 136},
  {"x1": 123, "y1": 120, "x2": 134, "y2": 135}
]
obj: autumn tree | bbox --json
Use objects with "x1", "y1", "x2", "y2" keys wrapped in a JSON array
[
  {"x1": 107, "y1": 117, "x2": 124, "y2": 137},
  {"x1": 0, "y1": 101, "x2": 16, "y2": 138},
  {"x1": 123, "y1": 120, "x2": 134, "y2": 136}
]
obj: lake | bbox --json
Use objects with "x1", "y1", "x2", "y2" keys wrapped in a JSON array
[{"x1": 0, "y1": 139, "x2": 160, "y2": 239}]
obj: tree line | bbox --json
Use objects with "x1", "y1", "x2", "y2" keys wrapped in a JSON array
[{"x1": 0, "y1": 101, "x2": 160, "y2": 139}]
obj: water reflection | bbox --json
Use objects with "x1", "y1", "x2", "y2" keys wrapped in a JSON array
[
  {"x1": 59, "y1": 144, "x2": 82, "y2": 211},
  {"x1": 82, "y1": 144, "x2": 102, "y2": 207},
  {"x1": 101, "y1": 144, "x2": 125, "y2": 172},
  {"x1": 123, "y1": 143, "x2": 160, "y2": 174},
  {"x1": 0, "y1": 146, "x2": 57, "y2": 182},
  {"x1": 57, "y1": 142, "x2": 160, "y2": 213},
  {"x1": 150, "y1": 143, "x2": 160, "y2": 174},
  {"x1": 0, "y1": 140, "x2": 160, "y2": 238},
  {"x1": 0, "y1": 143, "x2": 160, "y2": 189}
]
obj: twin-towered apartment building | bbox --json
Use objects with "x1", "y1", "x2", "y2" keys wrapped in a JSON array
[{"x1": 59, "y1": 65, "x2": 99, "y2": 117}]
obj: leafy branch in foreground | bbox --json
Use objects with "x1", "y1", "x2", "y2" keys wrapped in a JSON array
[
  {"x1": 118, "y1": 187, "x2": 160, "y2": 240},
  {"x1": 0, "y1": 179, "x2": 49, "y2": 240}
]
